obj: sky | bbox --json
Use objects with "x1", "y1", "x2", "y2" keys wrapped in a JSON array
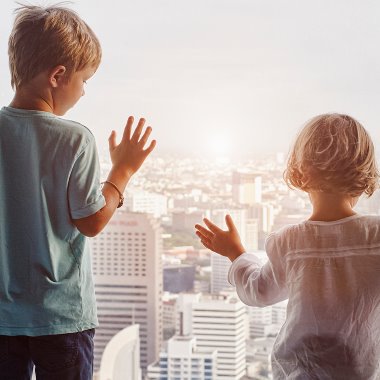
[{"x1": 1, "y1": 0, "x2": 380, "y2": 157}]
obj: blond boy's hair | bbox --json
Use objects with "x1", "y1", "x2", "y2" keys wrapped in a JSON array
[
  {"x1": 8, "y1": 4, "x2": 101, "y2": 89},
  {"x1": 284, "y1": 114, "x2": 379, "y2": 197}
]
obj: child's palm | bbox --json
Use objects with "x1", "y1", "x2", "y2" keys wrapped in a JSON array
[
  {"x1": 108, "y1": 116, "x2": 156, "y2": 176},
  {"x1": 195, "y1": 215, "x2": 245, "y2": 261}
]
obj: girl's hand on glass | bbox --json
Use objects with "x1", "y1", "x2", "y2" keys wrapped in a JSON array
[{"x1": 195, "y1": 215, "x2": 246, "y2": 262}]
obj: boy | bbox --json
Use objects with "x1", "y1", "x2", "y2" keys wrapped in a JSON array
[{"x1": 0, "y1": 4, "x2": 156, "y2": 380}]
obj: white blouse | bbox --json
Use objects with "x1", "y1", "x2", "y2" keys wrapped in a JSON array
[{"x1": 228, "y1": 214, "x2": 380, "y2": 380}]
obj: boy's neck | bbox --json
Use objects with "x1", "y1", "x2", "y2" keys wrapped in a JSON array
[
  {"x1": 10, "y1": 95, "x2": 54, "y2": 114},
  {"x1": 9, "y1": 75, "x2": 54, "y2": 114},
  {"x1": 308, "y1": 191, "x2": 358, "y2": 222}
]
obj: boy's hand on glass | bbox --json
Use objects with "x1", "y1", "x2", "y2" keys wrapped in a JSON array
[
  {"x1": 108, "y1": 116, "x2": 156, "y2": 178},
  {"x1": 195, "y1": 215, "x2": 246, "y2": 262}
]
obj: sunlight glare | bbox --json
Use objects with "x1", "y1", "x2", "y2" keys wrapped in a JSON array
[{"x1": 206, "y1": 133, "x2": 232, "y2": 157}]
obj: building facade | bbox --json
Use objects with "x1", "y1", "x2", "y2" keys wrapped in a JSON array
[
  {"x1": 91, "y1": 211, "x2": 163, "y2": 373},
  {"x1": 147, "y1": 336, "x2": 217, "y2": 380},
  {"x1": 96, "y1": 324, "x2": 141, "y2": 380},
  {"x1": 191, "y1": 294, "x2": 247, "y2": 379},
  {"x1": 232, "y1": 170, "x2": 262, "y2": 205},
  {"x1": 175, "y1": 293, "x2": 247, "y2": 379}
]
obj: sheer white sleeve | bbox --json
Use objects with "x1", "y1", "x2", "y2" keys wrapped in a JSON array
[{"x1": 228, "y1": 233, "x2": 288, "y2": 307}]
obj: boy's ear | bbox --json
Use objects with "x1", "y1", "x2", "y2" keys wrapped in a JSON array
[{"x1": 49, "y1": 65, "x2": 67, "y2": 88}]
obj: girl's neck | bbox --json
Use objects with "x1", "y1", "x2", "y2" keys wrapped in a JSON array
[{"x1": 308, "y1": 192, "x2": 358, "y2": 222}]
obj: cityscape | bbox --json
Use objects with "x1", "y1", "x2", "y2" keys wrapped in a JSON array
[
  {"x1": 1, "y1": 1, "x2": 380, "y2": 379},
  {"x1": 89, "y1": 150, "x2": 380, "y2": 380}
]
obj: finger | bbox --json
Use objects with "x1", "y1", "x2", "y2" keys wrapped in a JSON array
[
  {"x1": 195, "y1": 230, "x2": 212, "y2": 243},
  {"x1": 203, "y1": 218, "x2": 223, "y2": 234},
  {"x1": 200, "y1": 238, "x2": 212, "y2": 250},
  {"x1": 195, "y1": 224, "x2": 214, "y2": 239},
  {"x1": 108, "y1": 130, "x2": 117, "y2": 151},
  {"x1": 131, "y1": 118, "x2": 145, "y2": 142},
  {"x1": 225, "y1": 214, "x2": 237, "y2": 233},
  {"x1": 143, "y1": 139, "x2": 156, "y2": 155},
  {"x1": 138, "y1": 126, "x2": 152, "y2": 147},
  {"x1": 122, "y1": 116, "x2": 134, "y2": 142}
]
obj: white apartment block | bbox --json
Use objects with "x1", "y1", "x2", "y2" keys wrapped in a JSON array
[
  {"x1": 247, "y1": 300, "x2": 287, "y2": 338},
  {"x1": 232, "y1": 170, "x2": 262, "y2": 205},
  {"x1": 272, "y1": 301, "x2": 287, "y2": 325},
  {"x1": 245, "y1": 218, "x2": 259, "y2": 251},
  {"x1": 191, "y1": 294, "x2": 247, "y2": 380},
  {"x1": 96, "y1": 324, "x2": 141, "y2": 380},
  {"x1": 90, "y1": 211, "x2": 163, "y2": 373},
  {"x1": 210, "y1": 209, "x2": 247, "y2": 295},
  {"x1": 248, "y1": 203, "x2": 274, "y2": 234},
  {"x1": 163, "y1": 293, "x2": 178, "y2": 332},
  {"x1": 210, "y1": 208, "x2": 247, "y2": 242},
  {"x1": 210, "y1": 252, "x2": 232, "y2": 294},
  {"x1": 125, "y1": 190, "x2": 168, "y2": 218},
  {"x1": 147, "y1": 336, "x2": 217, "y2": 380},
  {"x1": 247, "y1": 336, "x2": 276, "y2": 365}
]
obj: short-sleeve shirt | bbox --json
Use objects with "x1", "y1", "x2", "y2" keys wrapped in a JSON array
[
  {"x1": 228, "y1": 214, "x2": 380, "y2": 380},
  {"x1": 0, "y1": 106, "x2": 106, "y2": 336}
]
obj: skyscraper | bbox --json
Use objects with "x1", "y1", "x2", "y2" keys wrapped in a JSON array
[
  {"x1": 210, "y1": 208, "x2": 246, "y2": 294},
  {"x1": 147, "y1": 336, "x2": 217, "y2": 380},
  {"x1": 247, "y1": 300, "x2": 287, "y2": 338},
  {"x1": 96, "y1": 324, "x2": 141, "y2": 380},
  {"x1": 175, "y1": 293, "x2": 247, "y2": 379},
  {"x1": 210, "y1": 252, "x2": 232, "y2": 294},
  {"x1": 125, "y1": 189, "x2": 168, "y2": 218},
  {"x1": 232, "y1": 170, "x2": 262, "y2": 205},
  {"x1": 191, "y1": 294, "x2": 247, "y2": 379},
  {"x1": 91, "y1": 211, "x2": 163, "y2": 373}
]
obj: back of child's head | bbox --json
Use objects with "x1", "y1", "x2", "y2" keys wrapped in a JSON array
[
  {"x1": 284, "y1": 113, "x2": 379, "y2": 197},
  {"x1": 8, "y1": 3, "x2": 101, "y2": 89}
]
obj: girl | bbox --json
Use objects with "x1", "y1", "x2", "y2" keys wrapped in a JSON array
[{"x1": 195, "y1": 114, "x2": 380, "y2": 379}]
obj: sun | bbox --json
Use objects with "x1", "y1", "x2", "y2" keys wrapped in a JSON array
[{"x1": 207, "y1": 133, "x2": 231, "y2": 157}]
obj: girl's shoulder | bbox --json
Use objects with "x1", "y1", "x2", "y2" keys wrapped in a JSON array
[{"x1": 268, "y1": 214, "x2": 380, "y2": 256}]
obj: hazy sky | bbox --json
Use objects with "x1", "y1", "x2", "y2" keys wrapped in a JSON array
[{"x1": 1, "y1": 0, "x2": 380, "y2": 157}]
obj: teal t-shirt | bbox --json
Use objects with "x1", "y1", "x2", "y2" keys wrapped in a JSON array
[{"x1": 0, "y1": 106, "x2": 106, "y2": 336}]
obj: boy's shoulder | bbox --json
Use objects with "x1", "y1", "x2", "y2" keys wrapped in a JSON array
[
  {"x1": 0, "y1": 107, "x2": 97, "y2": 158},
  {"x1": 55, "y1": 117, "x2": 95, "y2": 143},
  {"x1": 46, "y1": 117, "x2": 97, "y2": 158},
  {"x1": 3, "y1": 106, "x2": 94, "y2": 143}
]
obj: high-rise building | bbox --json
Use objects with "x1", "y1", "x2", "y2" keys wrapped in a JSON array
[
  {"x1": 125, "y1": 190, "x2": 168, "y2": 218},
  {"x1": 91, "y1": 211, "x2": 163, "y2": 373},
  {"x1": 163, "y1": 293, "x2": 178, "y2": 341},
  {"x1": 247, "y1": 300, "x2": 287, "y2": 338},
  {"x1": 147, "y1": 336, "x2": 217, "y2": 380},
  {"x1": 232, "y1": 170, "x2": 262, "y2": 205},
  {"x1": 210, "y1": 253, "x2": 232, "y2": 294},
  {"x1": 211, "y1": 208, "x2": 246, "y2": 240},
  {"x1": 172, "y1": 209, "x2": 204, "y2": 232},
  {"x1": 176, "y1": 293, "x2": 201, "y2": 336},
  {"x1": 248, "y1": 203, "x2": 274, "y2": 249},
  {"x1": 176, "y1": 293, "x2": 246, "y2": 379},
  {"x1": 95, "y1": 324, "x2": 141, "y2": 380},
  {"x1": 245, "y1": 218, "x2": 259, "y2": 251},
  {"x1": 248, "y1": 203, "x2": 274, "y2": 234},
  {"x1": 272, "y1": 301, "x2": 287, "y2": 325},
  {"x1": 210, "y1": 208, "x2": 246, "y2": 294},
  {"x1": 164, "y1": 264, "x2": 195, "y2": 293},
  {"x1": 192, "y1": 294, "x2": 246, "y2": 379},
  {"x1": 247, "y1": 306, "x2": 273, "y2": 339}
]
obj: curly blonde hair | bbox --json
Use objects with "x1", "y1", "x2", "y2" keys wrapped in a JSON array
[
  {"x1": 8, "y1": 3, "x2": 102, "y2": 89},
  {"x1": 284, "y1": 114, "x2": 379, "y2": 197}
]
